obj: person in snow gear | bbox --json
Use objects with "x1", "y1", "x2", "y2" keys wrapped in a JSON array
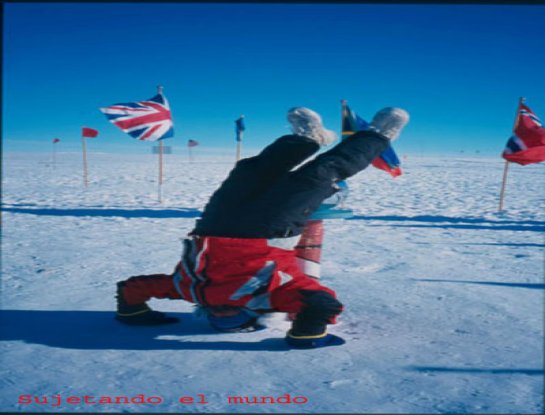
[{"x1": 116, "y1": 106, "x2": 409, "y2": 349}]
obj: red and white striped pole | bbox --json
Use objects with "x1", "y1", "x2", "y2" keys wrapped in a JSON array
[{"x1": 295, "y1": 219, "x2": 324, "y2": 279}]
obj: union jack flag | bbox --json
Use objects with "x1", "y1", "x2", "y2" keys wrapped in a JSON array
[
  {"x1": 502, "y1": 102, "x2": 545, "y2": 165},
  {"x1": 99, "y1": 92, "x2": 174, "y2": 141}
]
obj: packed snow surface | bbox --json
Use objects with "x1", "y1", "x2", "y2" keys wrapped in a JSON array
[{"x1": 1, "y1": 151, "x2": 544, "y2": 414}]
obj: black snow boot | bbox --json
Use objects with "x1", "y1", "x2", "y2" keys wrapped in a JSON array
[
  {"x1": 286, "y1": 290, "x2": 345, "y2": 349},
  {"x1": 115, "y1": 282, "x2": 179, "y2": 326},
  {"x1": 290, "y1": 290, "x2": 343, "y2": 336}
]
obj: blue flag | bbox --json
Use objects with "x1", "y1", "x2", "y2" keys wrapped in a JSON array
[
  {"x1": 342, "y1": 104, "x2": 402, "y2": 177},
  {"x1": 235, "y1": 116, "x2": 245, "y2": 142}
]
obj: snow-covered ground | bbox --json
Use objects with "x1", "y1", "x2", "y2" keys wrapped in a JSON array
[{"x1": 1, "y1": 151, "x2": 544, "y2": 414}]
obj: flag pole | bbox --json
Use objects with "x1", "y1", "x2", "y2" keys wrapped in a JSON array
[
  {"x1": 159, "y1": 140, "x2": 164, "y2": 180},
  {"x1": 81, "y1": 131, "x2": 88, "y2": 187},
  {"x1": 52, "y1": 141, "x2": 57, "y2": 168},
  {"x1": 236, "y1": 139, "x2": 241, "y2": 161},
  {"x1": 499, "y1": 96, "x2": 525, "y2": 211},
  {"x1": 339, "y1": 99, "x2": 347, "y2": 209},
  {"x1": 341, "y1": 99, "x2": 347, "y2": 130},
  {"x1": 498, "y1": 161, "x2": 510, "y2": 212},
  {"x1": 157, "y1": 85, "x2": 164, "y2": 202},
  {"x1": 236, "y1": 134, "x2": 243, "y2": 162},
  {"x1": 341, "y1": 99, "x2": 348, "y2": 140},
  {"x1": 236, "y1": 114, "x2": 244, "y2": 162},
  {"x1": 158, "y1": 140, "x2": 164, "y2": 202}
]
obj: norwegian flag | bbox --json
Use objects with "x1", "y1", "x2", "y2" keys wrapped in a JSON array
[
  {"x1": 502, "y1": 103, "x2": 545, "y2": 165},
  {"x1": 99, "y1": 91, "x2": 174, "y2": 141}
]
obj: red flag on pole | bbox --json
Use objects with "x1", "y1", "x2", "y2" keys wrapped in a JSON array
[
  {"x1": 80, "y1": 128, "x2": 97, "y2": 187},
  {"x1": 82, "y1": 127, "x2": 99, "y2": 138},
  {"x1": 502, "y1": 103, "x2": 545, "y2": 165}
]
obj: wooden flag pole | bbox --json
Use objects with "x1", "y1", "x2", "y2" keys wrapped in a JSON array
[
  {"x1": 81, "y1": 133, "x2": 89, "y2": 187},
  {"x1": 499, "y1": 96, "x2": 525, "y2": 211},
  {"x1": 339, "y1": 99, "x2": 349, "y2": 209},
  {"x1": 498, "y1": 161, "x2": 510, "y2": 211},
  {"x1": 236, "y1": 114, "x2": 244, "y2": 162},
  {"x1": 236, "y1": 133, "x2": 242, "y2": 162},
  {"x1": 159, "y1": 140, "x2": 164, "y2": 185},
  {"x1": 157, "y1": 85, "x2": 164, "y2": 203},
  {"x1": 158, "y1": 140, "x2": 164, "y2": 202},
  {"x1": 341, "y1": 99, "x2": 348, "y2": 139}
]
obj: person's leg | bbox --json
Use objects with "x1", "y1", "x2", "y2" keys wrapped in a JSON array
[
  {"x1": 193, "y1": 134, "x2": 320, "y2": 236},
  {"x1": 119, "y1": 274, "x2": 182, "y2": 304},
  {"x1": 116, "y1": 274, "x2": 182, "y2": 325},
  {"x1": 245, "y1": 130, "x2": 390, "y2": 239},
  {"x1": 296, "y1": 129, "x2": 390, "y2": 182}
]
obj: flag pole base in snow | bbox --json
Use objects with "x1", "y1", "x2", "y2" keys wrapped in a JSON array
[{"x1": 498, "y1": 160, "x2": 510, "y2": 212}]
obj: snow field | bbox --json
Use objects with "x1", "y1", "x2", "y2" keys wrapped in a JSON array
[{"x1": 1, "y1": 151, "x2": 543, "y2": 413}]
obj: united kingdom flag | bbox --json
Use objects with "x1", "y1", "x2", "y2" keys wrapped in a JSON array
[{"x1": 100, "y1": 91, "x2": 174, "y2": 141}]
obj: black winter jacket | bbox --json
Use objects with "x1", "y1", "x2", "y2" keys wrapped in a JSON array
[{"x1": 193, "y1": 130, "x2": 389, "y2": 239}]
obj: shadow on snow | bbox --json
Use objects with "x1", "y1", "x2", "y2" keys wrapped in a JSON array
[
  {"x1": 414, "y1": 241, "x2": 545, "y2": 248},
  {"x1": 1, "y1": 207, "x2": 202, "y2": 219},
  {"x1": 348, "y1": 215, "x2": 545, "y2": 232},
  {"x1": 409, "y1": 366, "x2": 544, "y2": 376},
  {"x1": 414, "y1": 279, "x2": 545, "y2": 290},
  {"x1": 0, "y1": 310, "x2": 289, "y2": 352}
]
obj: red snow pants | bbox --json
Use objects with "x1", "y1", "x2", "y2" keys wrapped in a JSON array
[{"x1": 121, "y1": 235, "x2": 338, "y2": 317}]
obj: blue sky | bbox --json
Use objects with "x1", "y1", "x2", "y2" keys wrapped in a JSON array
[{"x1": 3, "y1": 3, "x2": 545, "y2": 156}]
